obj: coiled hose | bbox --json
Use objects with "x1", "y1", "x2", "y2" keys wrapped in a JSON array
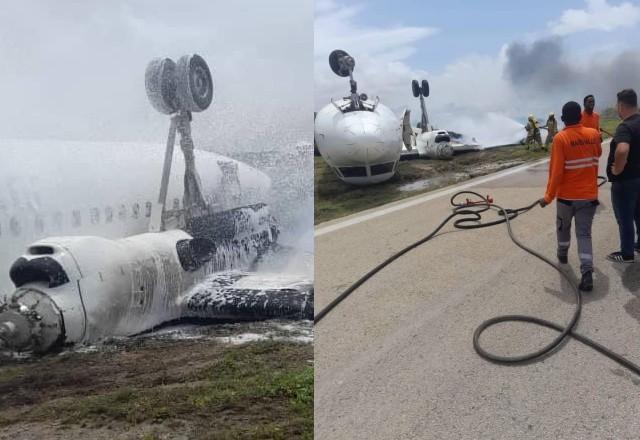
[{"x1": 315, "y1": 178, "x2": 640, "y2": 376}]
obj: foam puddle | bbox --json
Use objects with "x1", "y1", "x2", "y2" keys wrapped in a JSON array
[
  {"x1": 141, "y1": 319, "x2": 313, "y2": 345},
  {"x1": 214, "y1": 321, "x2": 314, "y2": 345},
  {"x1": 26, "y1": 319, "x2": 313, "y2": 359}
]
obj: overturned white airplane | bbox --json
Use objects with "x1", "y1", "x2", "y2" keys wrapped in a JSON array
[
  {"x1": 0, "y1": 54, "x2": 312, "y2": 353},
  {"x1": 314, "y1": 50, "x2": 412, "y2": 185}
]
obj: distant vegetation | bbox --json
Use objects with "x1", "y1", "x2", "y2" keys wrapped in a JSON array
[
  {"x1": 601, "y1": 107, "x2": 617, "y2": 119},
  {"x1": 600, "y1": 107, "x2": 619, "y2": 138}
]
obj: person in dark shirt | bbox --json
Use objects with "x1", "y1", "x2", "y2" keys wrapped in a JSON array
[{"x1": 606, "y1": 88, "x2": 640, "y2": 262}]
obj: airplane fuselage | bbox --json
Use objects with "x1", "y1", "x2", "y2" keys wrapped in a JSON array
[
  {"x1": 314, "y1": 99, "x2": 403, "y2": 185},
  {"x1": 0, "y1": 139, "x2": 272, "y2": 295}
]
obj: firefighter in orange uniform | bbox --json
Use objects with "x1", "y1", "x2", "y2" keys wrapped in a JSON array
[{"x1": 539, "y1": 101, "x2": 602, "y2": 292}]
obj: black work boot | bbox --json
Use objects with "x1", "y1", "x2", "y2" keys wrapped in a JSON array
[{"x1": 579, "y1": 271, "x2": 593, "y2": 292}]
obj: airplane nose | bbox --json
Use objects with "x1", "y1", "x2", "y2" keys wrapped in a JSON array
[{"x1": 0, "y1": 289, "x2": 64, "y2": 353}]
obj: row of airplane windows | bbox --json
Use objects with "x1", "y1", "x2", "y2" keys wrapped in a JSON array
[{"x1": 0, "y1": 199, "x2": 182, "y2": 237}]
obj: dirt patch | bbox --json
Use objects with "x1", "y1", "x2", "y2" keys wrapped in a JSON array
[{"x1": 0, "y1": 339, "x2": 313, "y2": 440}]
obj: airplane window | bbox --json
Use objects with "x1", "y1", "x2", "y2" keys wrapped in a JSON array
[
  {"x1": 370, "y1": 162, "x2": 395, "y2": 176},
  {"x1": 145, "y1": 201, "x2": 152, "y2": 218},
  {"x1": 90, "y1": 208, "x2": 100, "y2": 224},
  {"x1": 339, "y1": 166, "x2": 367, "y2": 178},
  {"x1": 105, "y1": 206, "x2": 113, "y2": 223},
  {"x1": 34, "y1": 215, "x2": 44, "y2": 234},
  {"x1": 72, "y1": 210, "x2": 82, "y2": 228},
  {"x1": 118, "y1": 204, "x2": 126, "y2": 221},
  {"x1": 10, "y1": 217, "x2": 21, "y2": 236},
  {"x1": 132, "y1": 203, "x2": 140, "y2": 219}
]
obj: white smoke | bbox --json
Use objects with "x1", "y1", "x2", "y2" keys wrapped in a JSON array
[
  {"x1": 316, "y1": 1, "x2": 639, "y2": 150},
  {"x1": 436, "y1": 112, "x2": 525, "y2": 147}
]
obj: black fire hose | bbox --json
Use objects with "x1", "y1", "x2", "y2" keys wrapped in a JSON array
[{"x1": 315, "y1": 177, "x2": 640, "y2": 377}]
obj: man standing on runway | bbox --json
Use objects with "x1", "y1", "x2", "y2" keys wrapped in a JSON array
[{"x1": 539, "y1": 101, "x2": 601, "y2": 291}]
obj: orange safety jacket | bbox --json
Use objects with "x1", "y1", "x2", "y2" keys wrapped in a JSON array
[
  {"x1": 581, "y1": 110, "x2": 600, "y2": 131},
  {"x1": 543, "y1": 124, "x2": 602, "y2": 204}
]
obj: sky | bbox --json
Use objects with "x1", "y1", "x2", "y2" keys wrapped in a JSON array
[
  {"x1": 315, "y1": 0, "x2": 640, "y2": 144},
  {"x1": 0, "y1": 1, "x2": 313, "y2": 151}
]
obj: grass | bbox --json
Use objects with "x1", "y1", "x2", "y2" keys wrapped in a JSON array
[
  {"x1": 0, "y1": 367, "x2": 24, "y2": 382},
  {"x1": 0, "y1": 341, "x2": 313, "y2": 439},
  {"x1": 601, "y1": 116, "x2": 619, "y2": 139},
  {"x1": 600, "y1": 106, "x2": 627, "y2": 139},
  {"x1": 315, "y1": 145, "x2": 547, "y2": 224}
]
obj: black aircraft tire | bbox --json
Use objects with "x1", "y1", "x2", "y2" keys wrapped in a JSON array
[
  {"x1": 329, "y1": 49, "x2": 352, "y2": 77},
  {"x1": 422, "y1": 79, "x2": 430, "y2": 97},
  {"x1": 176, "y1": 54, "x2": 214, "y2": 112},
  {"x1": 145, "y1": 57, "x2": 179, "y2": 115},
  {"x1": 412, "y1": 79, "x2": 420, "y2": 98}
]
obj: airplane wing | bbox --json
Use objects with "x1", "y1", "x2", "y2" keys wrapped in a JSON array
[
  {"x1": 450, "y1": 141, "x2": 481, "y2": 154},
  {"x1": 179, "y1": 271, "x2": 313, "y2": 321}
]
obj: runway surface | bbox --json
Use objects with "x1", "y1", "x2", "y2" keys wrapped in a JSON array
[{"x1": 315, "y1": 143, "x2": 640, "y2": 439}]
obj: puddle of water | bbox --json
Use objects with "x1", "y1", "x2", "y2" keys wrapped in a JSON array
[
  {"x1": 399, "y1": 173, "x2": 469, "y2": 192},
  {"x1": 398, "y1": 160, "x2": 528, "y2": 193}
]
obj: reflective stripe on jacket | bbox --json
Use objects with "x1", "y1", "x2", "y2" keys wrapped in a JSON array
[{"x1": 543, "y1": 124, "x2": 602, "y2": 204}]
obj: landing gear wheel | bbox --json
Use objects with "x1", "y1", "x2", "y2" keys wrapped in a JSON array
[
  {"x1": 412, "y1": 79, "x2": 420, "y2": 98},
  {"x1": 329, "y1": 49, "x2": 353, "y2": 77},
  {"x1": 176, "y1": 54, "x2": 214, "y2": 113},
  {"x1": 145, "y1": 57, "x2": 179, "y2": 115},
  {"x1": 421, "y1": 79, "x2": 430, "y2": 97}
]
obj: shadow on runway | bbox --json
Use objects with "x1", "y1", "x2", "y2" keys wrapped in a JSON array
[
  {"x1": 621, "y1": 263, "x2": 640, "y2": 323},
  {"x1": 544, "y1": 265, "x2": 610, "y2": 305}
]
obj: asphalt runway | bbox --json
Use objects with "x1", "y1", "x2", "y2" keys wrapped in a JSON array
[{"x1": 315, "y1": 145, "x2": 640, "y2": 439}]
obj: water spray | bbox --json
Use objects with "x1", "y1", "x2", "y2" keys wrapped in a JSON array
[
  {"x1": 0, "y1": 53, "x2": 291, "y2": 355},
  {"x1": 145, "y1": 54, "x2": 279, "y2": 247}
]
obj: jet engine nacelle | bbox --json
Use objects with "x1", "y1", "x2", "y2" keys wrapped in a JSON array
[
  {"x1": 0, "y1": 230, "x2": 207, "y2": 353},
  {"x1": 314, "y1": 99, "x2": 403, "y2": 185}
]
